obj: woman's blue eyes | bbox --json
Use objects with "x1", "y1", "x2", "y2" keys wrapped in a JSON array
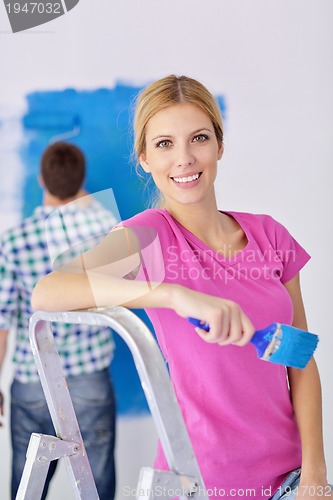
[{"x1": 156, "y1": 134, "x2": 209, "y2": 148}]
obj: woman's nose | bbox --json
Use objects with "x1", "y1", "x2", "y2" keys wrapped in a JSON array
[{"x1": 176, "y1": 145, "x2": 195, "y2": 167}]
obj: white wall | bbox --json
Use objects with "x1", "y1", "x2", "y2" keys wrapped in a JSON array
[{"x1": 1, "y1": 1, "x2": 332, "y2": 498}]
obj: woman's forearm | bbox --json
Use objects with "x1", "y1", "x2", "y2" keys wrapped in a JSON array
[
  {"x1": 288, "y1": 359, "x2": 327, "y2": 481},
  {"x1": 31, "y1": 269, "x2": 176, "y2": 312}
]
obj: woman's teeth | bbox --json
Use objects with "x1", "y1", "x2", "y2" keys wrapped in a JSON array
[{"x1": 173, "y1": 173, "x2": 200, "y2": 183}]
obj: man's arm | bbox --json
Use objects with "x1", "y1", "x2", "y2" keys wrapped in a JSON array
[{"x1": 0, "y1": 329, "x2": 9, "y2": 427}]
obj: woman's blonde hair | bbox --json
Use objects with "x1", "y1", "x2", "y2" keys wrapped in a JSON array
[{"x1": 133, "y1": 75, "x2": 224, "y2": 207}]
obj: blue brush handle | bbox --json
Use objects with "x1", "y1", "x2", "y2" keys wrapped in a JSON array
[{"x1": 187, "y1": 317, "x2": 276, "y2": 356}]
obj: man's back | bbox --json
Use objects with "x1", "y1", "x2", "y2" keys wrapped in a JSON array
[
  {"x1": 0, "y1": 142, "x2": 117, "y2": 500},
  {"x1": 0, "y1": 198, "x2": 116, "y2": 381}
]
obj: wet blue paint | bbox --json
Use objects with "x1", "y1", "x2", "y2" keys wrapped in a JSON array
[{"x1": 19, "y1": 83, "x2": 226, "y2": 415}]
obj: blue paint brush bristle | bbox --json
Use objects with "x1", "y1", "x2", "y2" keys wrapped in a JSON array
[
  {"x1": 257, "y1": 323, "x2": 319, "y2": 368},
  {"x1": 187, "y1": 318, "x2": 319, "y2": 369}
]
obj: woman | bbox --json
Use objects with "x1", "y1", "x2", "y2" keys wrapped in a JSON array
[{"x1": 32, "y1": 75, "x2": 331, "y2": 499}]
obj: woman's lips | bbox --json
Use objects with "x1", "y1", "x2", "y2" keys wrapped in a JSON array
[{"x1": 170, "y1": 172, "x2": 202, "y2": 188}]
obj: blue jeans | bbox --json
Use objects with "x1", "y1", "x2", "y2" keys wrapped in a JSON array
[
  {"x1": 269, "y1": 469, "x2": 301, "y2": 499},
  {"x1": 10, "y1": 369, "x2": 116, "y2": 500},
  {"x1": 270, "y1": 469, "x2": 332, "y2": 499}
]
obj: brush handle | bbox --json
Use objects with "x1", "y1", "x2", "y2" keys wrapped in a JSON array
[
  {"x1": 187, "y1": 317, "x2": 277, "y2": 356},
  {"x1": 187, "y1": 317, "x2": 210, "y2": 331}
]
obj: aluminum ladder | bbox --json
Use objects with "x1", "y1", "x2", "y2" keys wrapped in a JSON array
[{"x1": 16, "y1": 306, "x2": 207, "y2": 499}]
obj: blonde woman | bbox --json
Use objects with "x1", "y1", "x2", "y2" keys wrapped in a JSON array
[{"x1": 32, "y1": 76, "x2": 331, "y2": 499}]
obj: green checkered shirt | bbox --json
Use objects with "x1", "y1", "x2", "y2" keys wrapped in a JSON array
[{"x1": 0, "y1": 200, "x2": 116, "y2": 383}]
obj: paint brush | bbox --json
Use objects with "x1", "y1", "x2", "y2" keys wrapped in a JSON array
[{"x1": 187, "y1": 318, "x2": 319, "y2": 369}]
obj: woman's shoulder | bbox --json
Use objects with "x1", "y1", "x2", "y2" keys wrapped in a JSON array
[
  {"x1": 227, "y1": 210, "x2": 279, "y2": 230},
  {"x1": 118, "y1": 209, "x2": 181, "y2": 247},
  {"x1": 228, "y1": 210, "x2": 296, "y2": 248}
]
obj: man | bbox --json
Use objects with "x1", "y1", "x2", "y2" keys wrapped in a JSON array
[{"x1": 0, "y1": 142, "x2": 117, "y2": 500}]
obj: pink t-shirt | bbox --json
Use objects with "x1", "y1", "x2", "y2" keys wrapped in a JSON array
[{"x1": 122, "y1": 208, "x2": 310, "y2": 498}]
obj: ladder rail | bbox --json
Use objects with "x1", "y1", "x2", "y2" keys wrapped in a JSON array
[{"x1": 28, "y1": 306, "x2": 207, "y2": 499}]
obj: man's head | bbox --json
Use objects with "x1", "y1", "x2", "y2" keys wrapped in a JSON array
[{"x1": 40, "y1": 142, "x2": 86, "y2": 200}]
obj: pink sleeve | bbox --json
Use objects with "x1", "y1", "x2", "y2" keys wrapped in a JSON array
[
  {"x1": 114, "y1": 221, "x2": 165, "y2": 285},
  {"x1": 266, "y1": 216, "x2": 311, "y2": 284}
]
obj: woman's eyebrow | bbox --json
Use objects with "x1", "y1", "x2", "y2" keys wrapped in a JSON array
[
  {"x1": 151, "y1": 134, "x2": 173, "y2": 141},
  {"x1": 191, "y1": 127, "x2": 213, "y2": 135},
  {"x1": 151, "y1": 128, "x2": 213, "y2": 142}
]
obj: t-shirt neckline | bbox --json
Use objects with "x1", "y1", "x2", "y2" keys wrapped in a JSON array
[{"x1": 159, "y1": 208, "x2": 253, "y2": 264}]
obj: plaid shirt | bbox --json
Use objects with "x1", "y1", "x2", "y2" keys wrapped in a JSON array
[{"x1": 0, "y1": 199, "x2": 117, "y2": 383}]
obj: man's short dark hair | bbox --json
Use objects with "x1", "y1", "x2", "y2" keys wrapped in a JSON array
[{"x1": 41, "y1": 142, "x2": 86, "y2": 200}]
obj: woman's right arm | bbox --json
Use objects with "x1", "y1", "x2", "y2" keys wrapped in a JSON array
[
  {"x1": 31, "y1": 264, "x2": 174, "y2": 312},
  {"x1": 32, "y1": 227, "x2": 167, "y2": 311},
  {"x1": 32, "y1": 228, "x2": 254, "y2": 346}
]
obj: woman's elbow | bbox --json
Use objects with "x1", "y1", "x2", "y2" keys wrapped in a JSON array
[
  {"x1": 31, "y1": 277, "x2": 51, "y2": 311},
  {"x1": 31, "y1": 271, "x2": 95, "y2": 312},
  {"x1": 31, "y1": 272, "x2": 63, "y2": 311}
]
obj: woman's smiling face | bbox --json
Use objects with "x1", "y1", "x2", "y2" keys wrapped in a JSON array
[{"x1": 139, "y1": 103, "x2": 223, "y2": 209}]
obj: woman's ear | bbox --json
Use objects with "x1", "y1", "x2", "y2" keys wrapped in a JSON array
[
  {"x1": 139, "y1": 153, "x2": 151, "y2": 173},
  {"x1": 217, "y1": 142, "x2": 224, "y2": 160}
]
